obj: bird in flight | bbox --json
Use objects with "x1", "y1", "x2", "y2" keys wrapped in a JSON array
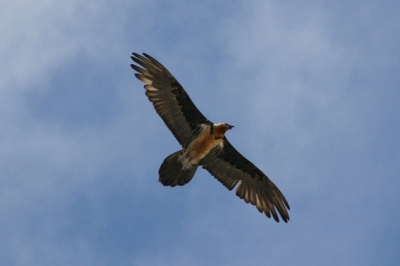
[{"x1": 130, "y1": 53, "x2": 290, "y2": 222}]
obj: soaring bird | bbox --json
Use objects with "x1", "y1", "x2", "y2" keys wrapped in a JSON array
[{"x1": 130, "y1": 53, "x2": 290, "y2": 222}]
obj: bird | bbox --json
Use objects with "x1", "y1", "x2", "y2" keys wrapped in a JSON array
[{"x1": 130, "y1": 53, "x2": 290, "y2": 222}]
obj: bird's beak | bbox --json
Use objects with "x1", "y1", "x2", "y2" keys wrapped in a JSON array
[{"x1": 227, "y1": 124, "x2": 234, "y2": 129}]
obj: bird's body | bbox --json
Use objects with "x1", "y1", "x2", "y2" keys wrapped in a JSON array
[
  {"x1": 180, "y1": 123, "x2": 231, "y2": 170},
  {"x1": 131, "y1": 53, "x2": 290, "y2": 222}
]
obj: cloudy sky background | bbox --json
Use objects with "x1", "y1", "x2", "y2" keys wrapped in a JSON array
[{"x1": 1, "y1": 0, "x2": 399, "y2": 265}]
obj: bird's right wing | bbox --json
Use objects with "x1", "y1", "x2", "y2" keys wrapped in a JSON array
[
  {"x1": 131, "y1": 53, "x2": 211, "y2": 148},
  {"x1": 200, "y1": 138, "x2": 290, "y2": 222}
]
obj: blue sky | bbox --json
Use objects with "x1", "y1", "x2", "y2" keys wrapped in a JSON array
[{"x1": 1, "y1": 0, "x2": 399, "y2": 265}]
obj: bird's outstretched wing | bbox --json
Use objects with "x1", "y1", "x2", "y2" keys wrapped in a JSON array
[
  {"x1": 200, "y1": 138, "x2": 290, "y2": 222},
  {"x1": 131, "y1": 53, "x2": 211, "y2": 148}
]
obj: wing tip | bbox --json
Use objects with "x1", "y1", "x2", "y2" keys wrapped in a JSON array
[{"x1": 235, "y1": 181, "x2": 290, "y2": 223}]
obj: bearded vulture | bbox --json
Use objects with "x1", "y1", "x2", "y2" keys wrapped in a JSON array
[{"x1": 130, "y1": 53, "x2": 290, "y2": 222}]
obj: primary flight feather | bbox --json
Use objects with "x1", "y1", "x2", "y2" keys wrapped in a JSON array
[{"x1": 131, "y1": 53, "x2": 290, "y2": 222}]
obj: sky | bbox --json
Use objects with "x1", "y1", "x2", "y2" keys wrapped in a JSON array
[{"x1": 1, "y1": 0, "x2": 399, "y2": 265}]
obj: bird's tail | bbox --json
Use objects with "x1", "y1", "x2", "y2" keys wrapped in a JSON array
[{"x1": 159, "y1": 150, "x2": 198, "y2": 187}]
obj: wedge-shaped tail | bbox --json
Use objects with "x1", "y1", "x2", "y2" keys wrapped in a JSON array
[{"x1": 159, "y1": 150, "x2": 198, "y2": 187}]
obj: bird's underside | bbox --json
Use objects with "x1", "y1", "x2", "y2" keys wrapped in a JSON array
[{"x1": 131, "y1": 52, "x2": 290, "y2": 222}]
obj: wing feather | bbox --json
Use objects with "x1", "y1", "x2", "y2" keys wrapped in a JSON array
[
  {"x1": 131, "y1": 53, "x2": 211, "y2": 148},
  {"x1": 200, "y1": 138, "x2": 290, "y2": 222}
]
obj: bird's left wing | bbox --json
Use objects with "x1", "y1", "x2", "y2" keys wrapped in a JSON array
[
  {"x1": 131, "y1": 53, "x2": 211, "y2": 148},
  {"x1": 200, "y1": 138, "x2": 290, "y2": 222}
]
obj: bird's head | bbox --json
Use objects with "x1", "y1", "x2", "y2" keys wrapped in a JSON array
[
  {"x1": 224, "y1": 123, "x2": 234, "y2": 130},
  {"x1": 214, "y1": 123, "x2": 234, "y2": 137}
]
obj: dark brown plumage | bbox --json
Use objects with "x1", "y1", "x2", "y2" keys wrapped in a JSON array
[{"x1": 131, "y1": 53, "x2": 290, "y2": 222}]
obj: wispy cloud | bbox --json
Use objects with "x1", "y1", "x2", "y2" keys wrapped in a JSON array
[{"x1": 1, "y1": 0, "x2": 399, "y2": 265}]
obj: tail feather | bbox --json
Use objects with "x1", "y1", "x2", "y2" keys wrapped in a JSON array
[{"x1": 159, "y1": 150, "x2": 198, "y2": 187}]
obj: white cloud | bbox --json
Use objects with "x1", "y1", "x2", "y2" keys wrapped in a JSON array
[{"x1": 1, "y1": 0, "x2": 399, "y2": 265}]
